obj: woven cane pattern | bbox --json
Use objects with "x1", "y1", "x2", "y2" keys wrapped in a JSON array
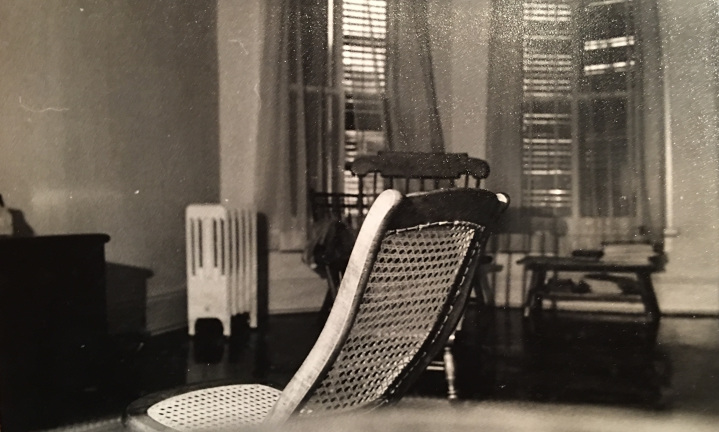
[
  {"x1": 301, "y1": 221, "x2": 483, "y2": 414},
  {"x1": 147, "y1": 384, "x2": 281, "y2": 431}
]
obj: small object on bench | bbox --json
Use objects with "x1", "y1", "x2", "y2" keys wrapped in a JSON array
[
  {"x1": 572, "y1": 249, "x2": 603, "y2": 260},
  {"x1": 0, "y1": 194, "x2": 14, "y2": 236}
]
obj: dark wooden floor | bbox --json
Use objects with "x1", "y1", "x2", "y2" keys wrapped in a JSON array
[{"x1": 4, "y1": 304, "x2": 719, "y2": 431}]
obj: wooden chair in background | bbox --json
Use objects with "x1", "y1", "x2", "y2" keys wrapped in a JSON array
[{"x1": 310, "y1": 152, "x2": 492, "y2": 298}]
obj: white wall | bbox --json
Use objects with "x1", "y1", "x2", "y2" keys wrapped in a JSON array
[
  {"x1": 446, "y1": 0, "x2": 493, "y2": 159},
  {"x1": 217, "y1": 0, "x2": 327, "y2": 314},
  {"x1": 653, "y1": 0, "x2": 719, "y2": 314},
  {"x1": 217, "y1": 0, "x2": 262, "y2": 210},
  {"x1": 427, "y1": 0, "x2": 492, "y2": 158},
  {"x1": 0, "y1": 1, "x2": 221, "y2": 334}
]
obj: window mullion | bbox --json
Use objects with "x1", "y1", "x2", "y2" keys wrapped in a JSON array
[
  {"x1": 340, "y1": 0, "x2": 387, "y2": 196},
  {"x1": 570, "y1": 0, "x2": 582, "y2": 223},
  {"x1": 329, "y1": 0, "x2": 345, "y2": 193},
  {"x1": 624, "y1": 0, "x2": 642, "y2": 225}
]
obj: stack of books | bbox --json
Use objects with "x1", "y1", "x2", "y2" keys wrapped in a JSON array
[{"x1": 601, "y1": 242, "x2": 657, "y2": 265}]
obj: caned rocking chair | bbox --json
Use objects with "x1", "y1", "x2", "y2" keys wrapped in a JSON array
[
  {"x1": 125, "y1": 188, "x2": 508, "y2": 431},
  {"x1": 309, "y1": 151, "x2": 496, "y2": 399}
]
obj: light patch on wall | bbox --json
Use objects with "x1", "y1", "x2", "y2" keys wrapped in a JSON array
[
  {"x1": 31, "y1": 187, "x2": 125, "y2": 205},
  {"x1": 29, "y1": 187, "x2": 125, "y2": 233}
]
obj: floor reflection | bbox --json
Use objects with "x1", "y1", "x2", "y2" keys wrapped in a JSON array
[
  {"x1": 42, "y1": 305, "x2": 719, "y2": 428},
  {"x1": 421, "y1": 306, "x2": 672, "y2": 409},
  {"x1": 176, "y1": 307, "x2": 676, "y2": 409}
]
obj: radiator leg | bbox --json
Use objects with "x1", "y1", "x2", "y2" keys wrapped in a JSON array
[
  {"x1": 221, "y1": 318, "x2": 231, "y2": 337},
  {"x1": 188, "y1": 319, "x2": 196, "y2": 336}
]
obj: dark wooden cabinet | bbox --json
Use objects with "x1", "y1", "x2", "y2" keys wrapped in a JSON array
[{"x1": 0, "y1": 234, "x2": 110, "y2": 431}]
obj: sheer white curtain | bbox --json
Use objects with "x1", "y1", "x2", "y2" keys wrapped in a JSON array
[
  {"x1": 257, "y1": 0, "x2": 448, "y2": 249},
  {"x1": 257, "y1": 0, "x2": 342, "y2": 251},
  {"x1": 342, "y1": 0, "x2": 446, "y2": 192},
  {"x1": 385, "y1": 0, "x2": 445, "y2": 152},
  {"x1": 342, "y1": 0, "x2": 388, "y2": 194},
  {"x1": 344, "y1": 0, "x2": 445, "y2": 158}
]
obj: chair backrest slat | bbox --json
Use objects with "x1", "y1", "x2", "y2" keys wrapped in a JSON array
[
  {"x1": 349, "y1": 152, "x2": 490, "y2": 223},
  {"x1": 310, "y1": 152, "x2": 489, "y2": 231}
]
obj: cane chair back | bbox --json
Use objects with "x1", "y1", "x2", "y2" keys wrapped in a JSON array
[
  {"x1": 270, "y1": 188, "x2": 508, "y2": 420},
  {"x1": 125, "y1": 188, "x2": 508, "y2": 431}
]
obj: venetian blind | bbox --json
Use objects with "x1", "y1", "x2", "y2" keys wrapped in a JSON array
[
  {"x1": 577, "y1": 0, "x2": 637, "y2": 218},
  {"x1": 341, "y1": 0, "x2": 387, "y2": 195},
  {"x1": 522, "y1": 0, "x2": 574, "y2": 214},
  {"x1": 522, "y1": 0, "x2": 639, "y2": 219}
]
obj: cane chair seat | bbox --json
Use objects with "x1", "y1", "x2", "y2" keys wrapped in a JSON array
[
  {"x1": 145, "y1": 384, "x2": 281, "y2": 431},
  {"x1": 125, "y1": 188, "x2": 508, "y2": 431}
]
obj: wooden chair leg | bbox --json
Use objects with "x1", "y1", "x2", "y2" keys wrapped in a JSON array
[{"x1": 443, "y1": 333, "x2": 458, "y2": 400}]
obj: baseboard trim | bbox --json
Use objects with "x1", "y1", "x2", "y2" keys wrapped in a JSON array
[
  {"x1": 653, "y1": 276, "x2": 719, "y2": 316},
  {"x1": 492, "y1": 304, "x2": 719, "y2": 318},
  {"x1": 270, "y1": 306, "x2": 323, "y2": 315},
  {"x1": 662, "y1": 311, "x2": 719, "y2": 318}
]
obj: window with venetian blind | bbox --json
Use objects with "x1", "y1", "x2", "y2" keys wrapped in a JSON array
[
  {"x1": 522, "y1": 0, "x2": 641, "y2": 220},
  {"x1": 340, "y1": 0, "x2": 388, "y2": 195}
]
